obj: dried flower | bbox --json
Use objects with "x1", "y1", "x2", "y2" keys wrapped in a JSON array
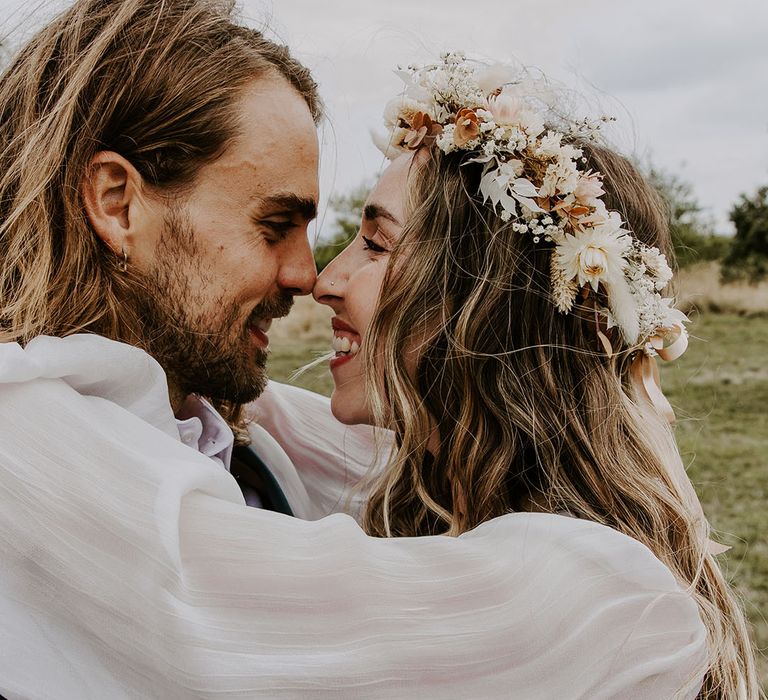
[
  {"x1": 454, "y1": 108, "x2": 480, "y2": 147},
  {"x1": 375, "y1": 52, "x2": 687, "y2": 348},
  {"x1": 555, "y1": 222, "x2": 631, "y2": 291},
  {"x1": 404, "y1": 112, "x2": 442, "y2": 149},
  {"x1": 550, "y1": 252, "x2": 579, "y2": 313}
]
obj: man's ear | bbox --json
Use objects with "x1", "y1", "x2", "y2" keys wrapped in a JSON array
[{"x1": 81, "y1": 151, "x2": 146, "y2": 255}]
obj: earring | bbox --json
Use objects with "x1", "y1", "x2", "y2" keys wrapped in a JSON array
[
  {"x1": 330, "y1": 281, "x2": 335, "y2": 286},
  {"x1": 118, "y1": 248, "x2": 128, "y2": 272}
]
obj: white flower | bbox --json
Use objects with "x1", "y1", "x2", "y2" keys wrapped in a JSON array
[
  {"x1": 555, "y1": 223, "x2": 631, "y2": 291},
  {"x1": 559, "y1": 144, "x2": 583, "y2": 162},
  {"x1": 499, "y1": 159, "x2": 524, "y2": 177},
  {"x1": 435, "y1": 124, "x2": 457, "y2": 154},
  {"x1": 639, "y1": 245, "x2": 674, "y2": 290},
  {"x1": 539, "y1": 159, "x2": 580, "y2": 198},
  {"x1": 488, "y1": 89, "x2": 545, "y2": 137},
  {"x1": 476, "y1": 62, "x2": 520, "y2": 94},
  {"x1": 383, "y1": 96, "x2": 433, "y2": 128},
  {"x1": 506, "y1": 127, "x2": 528, "y2": 152},
  {"x1": 476, "y1": 108, "x2": 494, "y2": 122},
  {"x1": 573, "y1": 172, "x2": 605, "y2": 207},
  {"x1": 658, "y1": 299, "x2": 689, "y2": 329},
  {"x1": 371, "y1": 126, "x2": 409, "y2": 159},
  {"x1": 536, "y1": 131, "x2": 563, "y2": 158}
]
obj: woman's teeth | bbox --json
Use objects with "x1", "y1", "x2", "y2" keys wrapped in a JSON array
[{"x1": 332, "y1": 335, "x2": 360, "y2": 356}]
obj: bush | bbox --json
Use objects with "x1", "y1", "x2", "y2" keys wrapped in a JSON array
[
  {"x1": 313, "y1": 183, "x2": 369, "y2": 272},
  {"x1": 721, "y1": 186, "x2": 768, "y2": 283},
  {"x1": 645, "y1": 166, "x2": 728, "y2": 267}
]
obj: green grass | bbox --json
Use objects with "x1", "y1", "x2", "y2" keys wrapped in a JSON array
[
  {"x1": 661, "y1": 313, "x2": 768, "y2": 684},
  {"x1": 267, "y1": 310, "x2": 768, "y2": 685}
]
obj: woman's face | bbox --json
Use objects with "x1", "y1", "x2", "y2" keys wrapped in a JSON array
[{"x1": 313, "y1": 153, "x2": 413, "y2": 425}]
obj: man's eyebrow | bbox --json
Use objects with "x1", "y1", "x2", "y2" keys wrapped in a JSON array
[
  {"x1": 258, "y1": 194, "x2": 317, "y2": 221},
  {"x1": 363, "y1": 203, "x2": 401, "y2": 226}
]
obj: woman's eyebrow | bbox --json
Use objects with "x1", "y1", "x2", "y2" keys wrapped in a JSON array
[{"x1": 363, "y1": 203, "x2": 401, "y2": 226}]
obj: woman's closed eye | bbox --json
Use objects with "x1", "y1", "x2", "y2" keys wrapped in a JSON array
[{"x1": 362, "y1": 235, "x2": 388, "y2": 254}]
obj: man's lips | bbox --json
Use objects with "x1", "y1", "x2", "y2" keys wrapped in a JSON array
[
  {"x1": 252, "y1": 318, "x2": 273, "y2": 334},
  {"x1": 247, "y1": 316, "x2": 279, "y2": 348}
]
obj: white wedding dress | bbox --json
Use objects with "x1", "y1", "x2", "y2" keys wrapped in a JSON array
[{"x1": 0, "y1": 335, "x2": 707, "y2": 699}]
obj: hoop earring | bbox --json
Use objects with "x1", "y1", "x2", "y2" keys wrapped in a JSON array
[{"x1": 118, "y1": 248, "x2": 128, "y2": 272}]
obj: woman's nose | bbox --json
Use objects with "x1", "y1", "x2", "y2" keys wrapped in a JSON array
[{"x1": 313, "y1": 254, "x2": 344, "y2": 309}]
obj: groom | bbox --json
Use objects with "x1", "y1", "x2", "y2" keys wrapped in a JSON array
[{"x1": 0, "y1": 1, "x2": 695, "y2": 698}]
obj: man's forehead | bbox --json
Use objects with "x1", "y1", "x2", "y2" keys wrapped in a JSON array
[{"x1": 188, "y1": 77, "x2": 320, "y2": 210}]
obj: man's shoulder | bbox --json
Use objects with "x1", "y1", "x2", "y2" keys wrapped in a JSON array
[{"x1": 0, "y1": 334, "x2": 179, "y2": 439}]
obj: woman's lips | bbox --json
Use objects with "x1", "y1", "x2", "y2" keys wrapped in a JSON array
[
  {"x1": 330, "y1": 317, "x2": 362, "y2": 367},
  {"x1": 331, "y1": 317, "x2": 359, "y2": 335}
]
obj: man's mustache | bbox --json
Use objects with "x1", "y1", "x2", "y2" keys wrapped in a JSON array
[{"x1": 248, "y1": 293, "x2": 294, "y2": 325}]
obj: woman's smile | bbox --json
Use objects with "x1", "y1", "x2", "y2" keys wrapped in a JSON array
[{"x1": 330, "y1": 317, "x2": 362, "y2": 370}]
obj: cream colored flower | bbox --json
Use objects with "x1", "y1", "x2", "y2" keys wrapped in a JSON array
[
  {"x1": 487, "y1": 89, "x2": 544, "y2": 137},
  {"x1": 573, "y1": 171, "x2": 605, "y2": 208},
  {"x1": 555, "y1": 222, "x2": 631, "y2": 291},
  {"x1": 383, "y1": 96, "x2": 432, "y2": 128},
  {"x1": 371, "y1": 126, "x2": 410, "y2": 159},
  {"x1": 476, "y1": 63, "x2": 520, "y2": 94}
]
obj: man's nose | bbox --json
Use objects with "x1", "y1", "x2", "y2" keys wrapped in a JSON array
[{"x1": 278, "y1": 234, "x2": 317, "y2": 296}]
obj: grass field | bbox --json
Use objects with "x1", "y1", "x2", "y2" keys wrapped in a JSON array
[{"x1": 267, "y1": 265, "x2": 768, "y2": 687}]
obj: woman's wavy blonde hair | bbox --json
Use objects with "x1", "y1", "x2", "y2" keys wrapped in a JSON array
[
  {"x1": 362, "y1": 143, "x2": 761, "y2": 698},
  {"x1": 0, "y1": 0, "x2": 320, "y2": 425}
]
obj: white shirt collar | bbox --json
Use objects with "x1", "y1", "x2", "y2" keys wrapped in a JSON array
[{"x1": 175, "y1": 394, "x2": 234, "y2": 471}]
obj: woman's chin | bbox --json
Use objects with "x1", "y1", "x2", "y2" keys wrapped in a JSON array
[{"x1": 330, "y1": 389, "x2": 373, "y2": 427}]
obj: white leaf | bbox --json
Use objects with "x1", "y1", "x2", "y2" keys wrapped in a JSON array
[
  {"x1": 604, "y1": 277, "x2": 640, "y2": 345},
  {"x1": 512, "y1": 193, "x2": 544, "y2": 213},
  {"x1": 511, "y1": 178, "x2": 539, "y2": 198}
]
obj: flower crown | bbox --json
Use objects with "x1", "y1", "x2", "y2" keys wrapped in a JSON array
[{"x1": 374, "y1": 52, "x2": 687, "y2": 353}]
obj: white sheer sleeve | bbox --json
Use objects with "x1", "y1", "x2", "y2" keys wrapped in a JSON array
[
  {"x1": 0, "y1": 370, "x2": 707, "y2": 699},
  {"x1": 250, "y1": 381, "x2": 393, "y2": 518}
]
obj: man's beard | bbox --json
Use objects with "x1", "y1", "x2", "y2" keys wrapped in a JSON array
[{"x1": 131, "y1": 208, "x2": 293, "y2": 405}]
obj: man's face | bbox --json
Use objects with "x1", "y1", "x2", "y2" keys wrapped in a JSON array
[{"x1": 133, "y1": 76, "x2": 319, "y2": 405}]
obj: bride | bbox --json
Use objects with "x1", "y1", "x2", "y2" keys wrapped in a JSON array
[{"x1": 267, "y1": 53, "x2": 759, "y2": 697}]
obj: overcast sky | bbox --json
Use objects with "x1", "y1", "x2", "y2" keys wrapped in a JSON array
[{"x1": 3, "y1": 0, "x2": 767, "y2": 237}]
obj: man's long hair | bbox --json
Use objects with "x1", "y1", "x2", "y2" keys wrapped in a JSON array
[
  {"x1": 362, "y1": 143, "x2": 760, "y2": 698},
  {"x1": 0, "y1": 0, "x2": 320, "y2": 431},
  {"x1": 0, "y1": 0, "x2": 320, "y2": 346}
]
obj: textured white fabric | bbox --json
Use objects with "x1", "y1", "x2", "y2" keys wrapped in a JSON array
[
  {"x1": 251, "y1": 381, "x2": 387, "y2": 520},
  {"x1": 0, "y1": 335, "x2": 708, "y2": 699}
]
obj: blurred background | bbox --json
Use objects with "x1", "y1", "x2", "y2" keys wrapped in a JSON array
[{"x1": 2, "y1": 0, "x2": 766, "y2": 688}]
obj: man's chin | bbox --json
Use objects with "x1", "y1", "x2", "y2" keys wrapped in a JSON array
[{"x1": 179, "y1": 349, "x2": 268, "y2": 405}]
